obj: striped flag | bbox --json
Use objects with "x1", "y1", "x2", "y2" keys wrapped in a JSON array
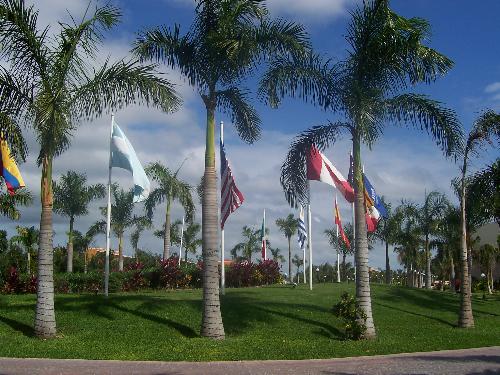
[
  {"x1": 335, "y1": 196, "x2": 350, "y2": 249},
  {"x1": 297, "y1": 206, "x2": 307, "y2": 250},
  {"x1": 0, "y1": 138, "x2": 25, "y2": 195},
  {"x1": 306, "y1": 145, "x2": 354, "y2": 203},
  {"x1": 220, "y1": 138, "x2": 244, "y2": 229}
]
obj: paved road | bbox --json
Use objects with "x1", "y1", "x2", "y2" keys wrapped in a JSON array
[{"x1": 0, "y1": 346, "x2": 499, "y2": 375}]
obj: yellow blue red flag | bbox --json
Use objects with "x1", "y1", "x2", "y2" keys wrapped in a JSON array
[{"x1": 0, "y1": 138, "x2": 25, "y2": 195}]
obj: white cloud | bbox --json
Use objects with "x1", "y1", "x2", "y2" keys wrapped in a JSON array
[
  {"x1": 267, "y1": 0, "x2": 357, "y2": 20},
  {"x1": 484, "y1": 82, "x2": 500, "y2": 93}
]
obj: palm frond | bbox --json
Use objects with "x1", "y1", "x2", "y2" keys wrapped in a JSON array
[
  {"x1": 0, "y1": 112, "x2": 27, "y2": 160},
  {"x1": 216, "y1": 87, "x2": 261, "y2": 143},
  {"x1": 465, "y1": 110, "x2": 500, "y2": 159},
  {"x1": 280, "y1": 122, "x2": 350, "y2": 207},
  {"x1": 384, "y1": 93, "x2": 463, "y2": 158},
  {"x1": 71, "y1": 59, "x2": 181, "y2": 121},
  {"x1": 0, "y1": 66, "x2": 34, "y2": 117}
]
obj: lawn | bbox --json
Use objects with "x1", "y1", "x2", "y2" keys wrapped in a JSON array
[{"x1": 0, "y1": 283, "x2": 499, "y2": 361}]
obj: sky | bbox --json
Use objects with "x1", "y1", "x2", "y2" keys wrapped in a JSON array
[{"x1": 2, "y1": 0, "x2": 500, "y2": 273}]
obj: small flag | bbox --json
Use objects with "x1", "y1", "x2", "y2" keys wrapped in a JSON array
[
  {"x1": 297, "y1": 206, "x2": 307, "y2": 250},
  {"x1": 261, "y1": 209, "x2": 266, "y2": 260},
  {"x1": 220, "y1": 137, "x2": 244, "y2": 229},
  {"x1": 0, "y1": 138, "x2": 25, "y2": 195},
  {"x1": 306, "y1": 145, "x2": 354, "y2": 203},
  {"x1": 111, "y1": 119, "x2": 150, "y2": 202},
  {"x1": 363, "y1": 173, "x2": 387, "y2": 232},
  {"x1": 335, "y1": 196, "x2": 350, "y2": 249}
]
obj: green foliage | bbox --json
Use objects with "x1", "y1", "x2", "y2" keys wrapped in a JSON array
[{"x1": 332, "y1": 292, "x2": 367, "y2": 340}]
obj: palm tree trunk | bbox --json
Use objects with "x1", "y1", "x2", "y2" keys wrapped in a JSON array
[
  {"x1": 385, "y1": 241, "x2": 391, "y2": 284},
  {"x1": 450, "y1": 255, "x2": 455, "y2": 293},
  {"x1": 34, "y1": 156, "x2": 56, "y2": 338},
  {"x1": 66, "y1": 216, "x2": 74, "y2": 273},
  {"x1": 288, "y1": 237, "x2": 292, "y2": 282},
  {"x1": 353, "y1": 134, "x2": 376, "y2": 339},
  {"x1": 164, "y1": 196, "x2": 172, "y2": 260},
  {"x1": 200, "y1": 102, "x2": 224, "y2": 340},
  {"x1": 425, "y1": 235, "x2": 431, "y2": 289},
  {"x1": 459, "y1": 173, "x2": 474, "y2": 328},
  {"x1": 118, "y1": 234, "x2": 124, "y2": 272}
]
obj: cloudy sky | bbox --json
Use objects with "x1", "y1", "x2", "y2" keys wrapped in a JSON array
[{"x1": 3, "y1": 0, "x2": 500, "y2": 273}]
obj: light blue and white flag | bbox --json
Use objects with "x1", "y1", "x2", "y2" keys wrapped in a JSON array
[
  {"x1": 297, "y1": 206, "x2": 307, "y2": 250},
  {"x1": 111, "y1": 119, "x2": 150, "y2": 202}
]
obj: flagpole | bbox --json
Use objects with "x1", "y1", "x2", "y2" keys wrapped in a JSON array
[
  {"x1": 336, "y1": 194, "x2": 341, "y2": 283},
  {"x1": 307, "y1": 203, "x2": 313, "y2": 291},
  {"x1": 263, "y1": 209, "x2": 266, "y2": 260},
  {"x1": 350, "y1": 151, "x2": 355, "y2": 284},
  {"x1": 104, "y1": 114, "x2": 114, "y2": 297},
  {"x1": 179, "y1": 215, "x2": 185, "y2": 265},
  {"x1": 220, "y1": 121, "x2": 225, "y2": 295},
  {"x1": 303, "y1": 216, "x2": 306, "y2": 285}
]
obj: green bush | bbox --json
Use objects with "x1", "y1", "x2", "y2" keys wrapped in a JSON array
[{"x1": 332, "y1": 292, "x2": 367, "y2": 340}]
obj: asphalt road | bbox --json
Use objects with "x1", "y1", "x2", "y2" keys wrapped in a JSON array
[{"x1": 0, "y1": 346, "x2": 499, "y2": 375}]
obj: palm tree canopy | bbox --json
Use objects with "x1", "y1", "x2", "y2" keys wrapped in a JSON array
[
  {"x1": 275, "y1": 214, "x2": 298, "y2": 240},
  {"x1": 0, "y1": 181, "x2": 32, "y2": 220},
  {"x1": 467, "y1": 159, "x2": 500, "y2": 227},
  {"x1": 130, "y1": 216, "x2": 152, "y2": 251},
  {"x1": 183, "y1": 222, "x2": 202, "y2": 256},
  {"x1": 154, "y1": 219, "x2": 182, "y2": 246},
  {"x1": 265, "y1": 0, "x2": 462, "y2": 206},
  {"x1": 144, "y1": 161, "x2": 195, "y2": 222},
  {"x1": 374, "y1": 198, "x2": 400, "y2": 245},
  {"x1": 11, "y1": 225, "x2": 38, "y2": 251},
  {"x1": 0, "y1": 1, "x2": 180, "y2": 163},
  {"x1": 133, "y1": 0, "x2": 310, "y2": 144},
  {"x1": 231, "y1": 225, "x2": 262, "y2": 260},
  {"x1": 98, "y1": 184, "x2": 139, "y2": 238},
  {"x1": 53, "y1": 170, "x2": 105, "y2": 219}
]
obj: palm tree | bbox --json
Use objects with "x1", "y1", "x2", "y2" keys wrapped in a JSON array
[
  {"x1": 130, "y1": 217, "x2": 152, "y2": 260},
  {"x1": 291, "y1": 254, "x2": 303, "y2": 283},
  {"x1": 0, "y1": 181, "x2": 32, "y2": 220},
  {"x1": 53, "y1": 171, "x2": 105, "y2": 273},
  {"x1": 455, "y1": 110, "x2": 500, "y2": 328},
  {"x1": 154, "y1": 219, "x2": 182, "y2": 250},
  {"x1": 133, "y1": 0, "x2": 309, "y2": 339},
  {"x1": 231, "y1": 226, "x2": 262, "y2": 262},
  {"x1": 269, "y1": 246, "x2": 285, "y2": 265},
  {"x1": 182, "y1": 222, "x2": 202, "y2": 262},
  {"x1": 325, "y1": 224, "x2": 354, "y2": 282},
  {"x1": 467, "y1": 159, "x2": 499, "y2": 227},
  {"x1": 477, "y1": 243, "x2": 498, "y2": 295},
  {"x1": 275, "y1": 214, "x2": 298, "y2": 282},
  {"x1": 374, "y1": 199, "x2": 400, "y2": 284},
  {"x1": 415, "y1": 191, "x2": 449, "y2": 289},
  {"x1": 267, "y1": 0, "x2": 461, "y2": 338},
  {"x1": 145, "y1": 161, "x2": 194, "y2": 260},
  {"x1": 10, "y1": 226, "x2": 38, "y2": 274},
  {"x1": 73, "y1": 224, "x2": 101, "y2": 274},
  {"x1": 0, "y1": 1, "x2": 180, "y2": 338}
]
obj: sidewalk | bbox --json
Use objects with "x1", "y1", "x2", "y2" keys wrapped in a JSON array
[{"x1": 0, "y1": 346, "x2": 499, "y2": 375}]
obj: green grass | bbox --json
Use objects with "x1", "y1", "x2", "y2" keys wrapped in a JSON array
[{"x1": 0, "y1": 284, "x2": 499, "y2": 361}]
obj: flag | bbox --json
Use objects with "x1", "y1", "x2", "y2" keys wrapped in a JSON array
[
  {"x1": 335, "y1": 196, "x2": 350, "y2": 249},
  {"x1": 0, "y1": 138, "x2": 25, "y2": 195},
  {"x1": 363, "y1": 173, "x2": 387, "y2": 232},
  {"x1": 220, "y1": 138, "x2": 244, "y2": 229},
  {"x1": 261, "y1": 210, "x2": 266, "y2": 260},
  {"x1": 111, "y1": 119, "x2": 150, "y2": 202},
  {"x1": 297, "y1": 206, "x2": 307, "y2": 250},
  {"x1": 306, "y1": 145, "x2": 354, "y2": 203}
]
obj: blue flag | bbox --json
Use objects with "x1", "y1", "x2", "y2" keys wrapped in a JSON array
[
  {"x1": 111, "y1": 120, "x2": 150, "y2": 202},
  {"x1": 363, "y1": 174, "x2": 388, "y2": 219}
]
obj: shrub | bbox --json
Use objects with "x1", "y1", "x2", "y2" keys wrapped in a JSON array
[
  {"x1": 55, "y1": 272, "x2": 102, "y2": 294},
  {"x1": 226, "y1": 260, "x2": 281, "y2": 288},
  {"x1": 332, "y1": 292, "x2": 367, "y2": 340},
  {"x1": 2, "y1": 266, "x2": 22, "y2": 293}
]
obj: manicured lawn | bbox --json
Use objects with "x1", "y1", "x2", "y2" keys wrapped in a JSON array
[{"x1": 0, "y1": 283, "x2": 498, "y2": 361}]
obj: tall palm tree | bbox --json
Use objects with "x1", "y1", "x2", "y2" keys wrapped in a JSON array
[
  {"x1": 53, "y1": 171, "x2": 105, "y2": 272},
  {"x1": 455, "y1": 110, "x2": 500, "y2": 328},
  {"x1": 0, "y1": 181, "x2": 32, "y2": 220},
  {"x1": 374, "y1": 199, "x2": 400, "y2": 284},
  {"x1": 10, "y1": 225, "x2": 38, "y2": 273},
  {"x1": 275, "y1": 214, "x2": 298, "y2": 282},
  {"x1": 267, "y1": 0, "x2": 461, "y2": 338},
  {"x1": 182, "y1": 222, "x2": 202, "y2": 262},
  {"x1": 415, "y1": 191, "x2": 449, "y2": 289},
  {"x1": 231, "y1": 225, "x2": 262, "y2": 262},
  {"x1": 130, "y1": 217, "x2": 152, "y2": 260},
  {"x1": 0, "y1": 1, "x2": 180, "y2": 338},
  {"x1": 145, "y1": 161, "x2": 194, "y2": 260},
  {"x1": 133, "y1": 0, "x2": 309, "y2": 339},
  {"x1": 467, "y1": 159, "x2": 499, "y2": 227}
]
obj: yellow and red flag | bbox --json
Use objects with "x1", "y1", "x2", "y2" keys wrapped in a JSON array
[
  {"x1": 334, "y1": 196, "x2": 350, "y2": 249},
  {"x1": 0, "y1": 138, "x2": 25, "y2": 195}
]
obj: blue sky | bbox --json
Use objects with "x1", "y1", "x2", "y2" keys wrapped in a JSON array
[{"x1": 4, "y1": 0, "x2": 500, "y2": 273}]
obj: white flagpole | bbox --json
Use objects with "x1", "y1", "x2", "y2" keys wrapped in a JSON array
[
  {"x1": 104, "y1": 114, "x2": 114, "y2": 297},
  {"x1": 350, "y1": 151, "x2": 356, "y2": 284},
  {"x1": 303, "y1": 209, "x2": 306, "y2": 284},
  {"x1": 263, "y1": 209, "x2": 267, "y2": 260},
  {"x1": 336, "y1": 194, "x2": 341, "y2": 283},
  {"x1": 307, "y1": 203, "x2": 313, "y2": 291},
  {"x1": 220, "y1": 121, "x2": 225, "y2": 295},
  {"x1": 179, "y1": 215, "x2": 185, "y2": 265}
]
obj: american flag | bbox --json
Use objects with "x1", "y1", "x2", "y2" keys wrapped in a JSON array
[
  {"x1": 297, "y1": 206, "x2": 307, "y2": 250},
  {"x1": 220, "y1": 139, "x2": 244, "y2": 229}
]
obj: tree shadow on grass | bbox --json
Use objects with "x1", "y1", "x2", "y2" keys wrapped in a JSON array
[
  {"x1": 373, "y1": 301, "x2": 456, "y2": 327},
  {"x1": 0, "y1": 315, "x2": 34, "y2": 337}
]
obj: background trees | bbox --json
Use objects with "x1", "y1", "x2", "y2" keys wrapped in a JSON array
[{"x1": 275, "y1": 214, "x2": 298, "y2": 282}]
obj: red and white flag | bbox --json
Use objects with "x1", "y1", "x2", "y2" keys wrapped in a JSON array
[
  {"x1": 306, "y1": 145, "x2": 354, "y2": 203},
  {"x1": 220, "y1": 138, "x2": 244, "y2": 229}
]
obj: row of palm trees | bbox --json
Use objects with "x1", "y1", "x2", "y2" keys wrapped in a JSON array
[{"x1": 0, "y1": 0, "x2": 498, "y2": 341}]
